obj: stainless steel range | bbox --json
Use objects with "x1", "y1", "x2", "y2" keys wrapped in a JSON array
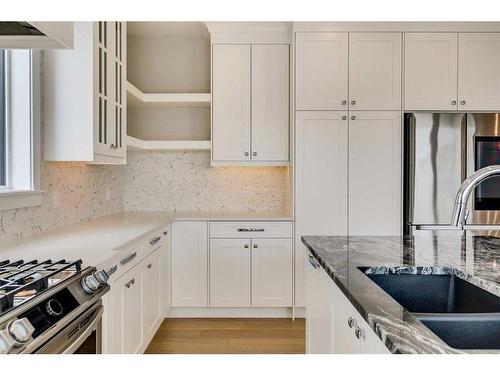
[{"x1": 0, "y1": 259, "x2": 110, "y2": 354}]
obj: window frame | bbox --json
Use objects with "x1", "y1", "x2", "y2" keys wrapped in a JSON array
[{"x1": 0, "y1": 49, "x2": 41, "y2": 211}]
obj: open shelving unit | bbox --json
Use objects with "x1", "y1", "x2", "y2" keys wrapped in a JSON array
[{"x1": 126, "y1": 22, "x2": 211, "y2": 151}]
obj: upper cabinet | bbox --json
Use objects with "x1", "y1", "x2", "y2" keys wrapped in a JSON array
[
  {"x1": 0, "y1": 22, "x2": 74, "y2": 49},
  {"x1": 348, "y1": 33, "x2": 402, "y2": 110},
  {"x1": 404, "y1": 33, "x2": 458, "y2": 111},
  {"x1": 405, "y1": 32, "x2": 500, "y2": 111},
  {"x1": 44, "y1": 22, "x2": 126, "y2": 164},
  {"x1": 458, "y1": 33, "x2": 500, "y2": 111},
  {"x1": 212, "y1": 43, "x2": 290, "y2": 165},
  {"x1": 296, "y1": 33, "x2": 348, "y2": 110},
  {"x1": 296, "y1": 32, "x2": 401, "y2": 111}
]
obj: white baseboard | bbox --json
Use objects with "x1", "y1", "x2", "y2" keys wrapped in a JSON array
[{"x1": 167, "y1": 307, "x2": 302, "y2": 318}]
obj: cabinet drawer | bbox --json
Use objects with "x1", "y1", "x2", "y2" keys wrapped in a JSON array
[{"x1": 209, "y1": 221, "x2": 292, "y2": 238}]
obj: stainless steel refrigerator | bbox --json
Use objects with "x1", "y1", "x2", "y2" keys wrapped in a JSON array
[{"x1": 404, "y1": 113, "x2": 500, "y2": 234}]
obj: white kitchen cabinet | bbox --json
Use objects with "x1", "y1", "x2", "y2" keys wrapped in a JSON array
[
  {"x1": 212, "y1": 44, "x2": 251, "y2": 162},
  {"x1": 114, "y1": 263, "x2": 143, "y2": 354},
  {"x1": 404, "y1": 33, "x2": 458, "y2": 111},
  {"x1": 251, "y1": 238, "x2": 293, "y2": 307},
  {"x1": 209, "y1": 238, "x2": 251, "y2": 307},
  {"x1": 458, "y1": 33, "x2": 500, "y2": 111},
  {"x1": 295, "y1": 111, "x2": 348, "y2": 307},
  {"x1": 44, "y1": 21, "x2": 126, "y2": 163},
  {"x1": 296, "y1": 33, "x2": 348, "y2": 110},
  {"x1": 305, "y1": 250, "x2": 389, "y2": 354},
  {"x1": 349, "y1": 33, "x2": 402, "y2": 110},
  {"x1": 172, "y1": 221, "x2": 208, "y2": 307},
  {"x1": 212, "y1": 44, "x2": 290, "y2": 164},
  {"x1": 348, "y1": 111, "x2": 401, "y2": 235},
  {"x1": 305, "y1": 253, "x2": 335, "y2": 353},
  {"x1": 251, "y1": 45, "x2": 290, "y2": 162},
  {"x1": 162, "y1": 225, "x2": 172, "y2": 315},
  {"x1": 142, "y1": 249, "x2": 163, "y2": 341}
]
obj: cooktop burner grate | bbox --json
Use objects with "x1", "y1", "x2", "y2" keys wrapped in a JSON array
[{"x1": 0, "y1": 259, "x2": 82, "y2": 316}]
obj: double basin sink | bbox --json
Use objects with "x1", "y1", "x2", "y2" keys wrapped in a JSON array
[{"x1": 359, "y1": 268, "x2": 500, "y2": 350}]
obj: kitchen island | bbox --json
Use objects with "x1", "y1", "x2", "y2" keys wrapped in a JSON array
[{"x1": 301, "y1": 234, "x2": 500, "y2": 354}]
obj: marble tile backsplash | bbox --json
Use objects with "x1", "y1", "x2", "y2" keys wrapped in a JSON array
[
  {"x1": 0, "y1": 162, "x2": 123, "y2": 244},
  {"x1": 123, "y1": 150, "x2": 290, "y2": 213}
]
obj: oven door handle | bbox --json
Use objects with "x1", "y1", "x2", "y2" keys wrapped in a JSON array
[{"x1": 62, "y1": 305, "x2": 103, "y2": 354}]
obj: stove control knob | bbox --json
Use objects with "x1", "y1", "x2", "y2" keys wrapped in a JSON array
[
  {"x1": 46, "y1": 299, "x2": 64, "y2": 317},
  {"x1": 7, "y1": 318, "x2": 35, "y2": 346},
  {"x1": 93, "y1": 269, "x2": 110, "y2": 285},
  {"x1": 81, "y1": 274, "x2": 100, "y2": 294},
  {"x1": 0, "y1": 329, "x2": 15, "y2": 354}
]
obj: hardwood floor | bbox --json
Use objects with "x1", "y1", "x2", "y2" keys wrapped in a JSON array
[{"x1": 145, "y1": 318, "x2": 306, "y2": 354}]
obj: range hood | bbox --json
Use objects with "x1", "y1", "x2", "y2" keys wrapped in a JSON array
[{"x1": 0, "y1": 22, "x2": 73, "y2": 49}]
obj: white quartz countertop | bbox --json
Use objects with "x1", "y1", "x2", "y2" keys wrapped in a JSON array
[{"x1": 0, "y1": 210, "x2": 292, "y2": 268}]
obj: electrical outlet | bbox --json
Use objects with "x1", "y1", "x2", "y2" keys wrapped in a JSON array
[{"x1": 53, "y1": 191, "x2": 60, "y2": 209}]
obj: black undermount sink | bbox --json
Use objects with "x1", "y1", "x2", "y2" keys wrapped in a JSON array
[{"x1": 359, "y1": 268, "x2": 500, "y2": 350}]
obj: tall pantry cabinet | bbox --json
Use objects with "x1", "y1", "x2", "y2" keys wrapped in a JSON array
[{"x1": 294, "y1": 32, "x2": 402, "y2": 306}]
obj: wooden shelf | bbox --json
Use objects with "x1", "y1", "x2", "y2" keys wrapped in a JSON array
[
  {"x1": 126, "y1": 135, "x2": 211, "y2": 151},
  {"x1": 126, "y1": 81, "x2": 211, "y2": 108}
]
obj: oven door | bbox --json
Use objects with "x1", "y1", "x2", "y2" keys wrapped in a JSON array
[{"x1": 34, "y1": 301, "x2": 103, "y2": 354}]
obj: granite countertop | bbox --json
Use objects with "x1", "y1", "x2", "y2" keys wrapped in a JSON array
[
  {"x1": 0, "y1": 210, "x2": 292, "y2": 268},
  {"x1": 301, "y1": 234, "x2": 500, "y2": 354}
]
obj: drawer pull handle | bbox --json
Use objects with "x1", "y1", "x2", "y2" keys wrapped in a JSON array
[
  {"x1": 107, "y1": 265, "x2": 118, "y2": 276},
  {"x1": 149, "y1": 236, "x2": 161, "y2": 246},
  {"x1": 355, "y1": 327, "x2": 363, "y2": 340},
  {"x1": 307, "y1": 254, "x2": 320, "y2": 269},
  {"x1": 147, "y1": 264, "x2": 152, "y2": 269},
  {"x1": 237, "y1": 228, "x2": 265, "y2": 232},
  {"x1": 348, "y1": 317, "x2": 355, "y2": 328},
  {"x1": 120, "y1": 252, "x2": 137, "y2": 265}
]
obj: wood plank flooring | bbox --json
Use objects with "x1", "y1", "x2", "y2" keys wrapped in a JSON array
[{"x1": 145, "y1": 318, "x2": 306, "y2": 354}]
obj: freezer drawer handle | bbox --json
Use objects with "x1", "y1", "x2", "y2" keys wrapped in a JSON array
[
  {"x1": 120, "y1": 252, "x2": 137, "y2": 265},
  {"x1": 237, "y1": 228, "x2": 265, "y2": 232}
]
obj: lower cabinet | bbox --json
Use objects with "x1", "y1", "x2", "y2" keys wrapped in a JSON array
[
  {"x1": 251, "y1": 238, "x2": 293, "y2": 307},
  {"x1": 171, "y1": 221, "x2": 209, "y2": 307},
  {"x1": 305, "y1": 250, "x2": 390, "y2": 354},
  {"x1": 143, "y1": 249, "x2": 163, "y2": 339},
  {"x1": 210, "y1": 239, "x2": 251, "y2": 307}
]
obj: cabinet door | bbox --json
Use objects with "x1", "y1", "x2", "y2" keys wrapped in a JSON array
[
  {"x1": 330, "y1": 281, "x2": 361, "y2": 354},
  {"x1": 209, "y1": 238, "x2": 251, "y2": 307},
  {"x1": 404, "y1": 33, "x2": 458, "y2": 110},
  {"x1": 305, "y1": 254, "x2": 335, "y2": 354},
  {"x1": 251, "y1": 44, "x2": 290, "y2": 161},
  {"x1": 349, "y1": 33, "x2": 402, "y2": 110},
  {"x1": 296, "y1": 33, "x2": 348, "y2": 110},
  {"x1": 212, "y1": 44, "x2": 251, "y2": 162},
  {"x1": 348, "y1": 111, "x2": 401, "y2": 235},
  {"x1": 162, "y1": 225, "x2": 172, "y2": 314},
  {"x1": 295, "y1": 111, "x2": 348, "y2": 307},
  {"x1": 171, "y1": 221, "x2": 208, "y2": 307},
  {"x1": 251, "y1": 238, "x2": 292, "y2": 307},
  {"x1": 115, "y1": 265, "x2": 143, "y2": 354},
  {"x1": 112, "y1": 21, "x2": 126, "y2": 157},
  {"x1": 142, "y1": 249, "x2": 162, "y2": 341},
  {"x1": 458, "y1": 33, "x2": 500, "y2": 111}
]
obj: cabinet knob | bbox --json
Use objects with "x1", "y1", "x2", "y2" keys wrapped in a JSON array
[
  {"x1": 350, "y1": 115, "x2": 356, "y2": 120},
  {"x1": 147, "y1": 264, "x2": 152, "y2": 269},
  {"x1": 253, "y1": 244, "x2": 258, "y2": 248},
  {"x1": 342, "y1": 115, "x2": 347, "y2": 120},
  {"x1": 347, "y1": 316, "x2": 355, "y2": 328},
  {"x1": 355, "y1": 326, "x2": 363, "y2": 340},
  {"x1": 451, "y1": 100, "x2": 457, "y2": 105},
  {"x1": 342, "y1": 100, "x2": 347, "y2": 105},
  {"x1": 244, "y1": 152, "x2": 249, "y2": 156},
  {"x1": 460, "y1": 100, "x2": 466, "y2": 105},
  {"x1": 253, "y1": 152, "x2": 257, "y2": 157},
  {"x1": 351, "y1": 100, "x2": 356, "y2": 105},
  {"x1": 244, "y1": 244, "x2": 249, "y2": 249}
]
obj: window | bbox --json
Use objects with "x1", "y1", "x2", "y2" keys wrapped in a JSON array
[{"x1": 0, "y1": 49, "x2": 41, "y2": 211}]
